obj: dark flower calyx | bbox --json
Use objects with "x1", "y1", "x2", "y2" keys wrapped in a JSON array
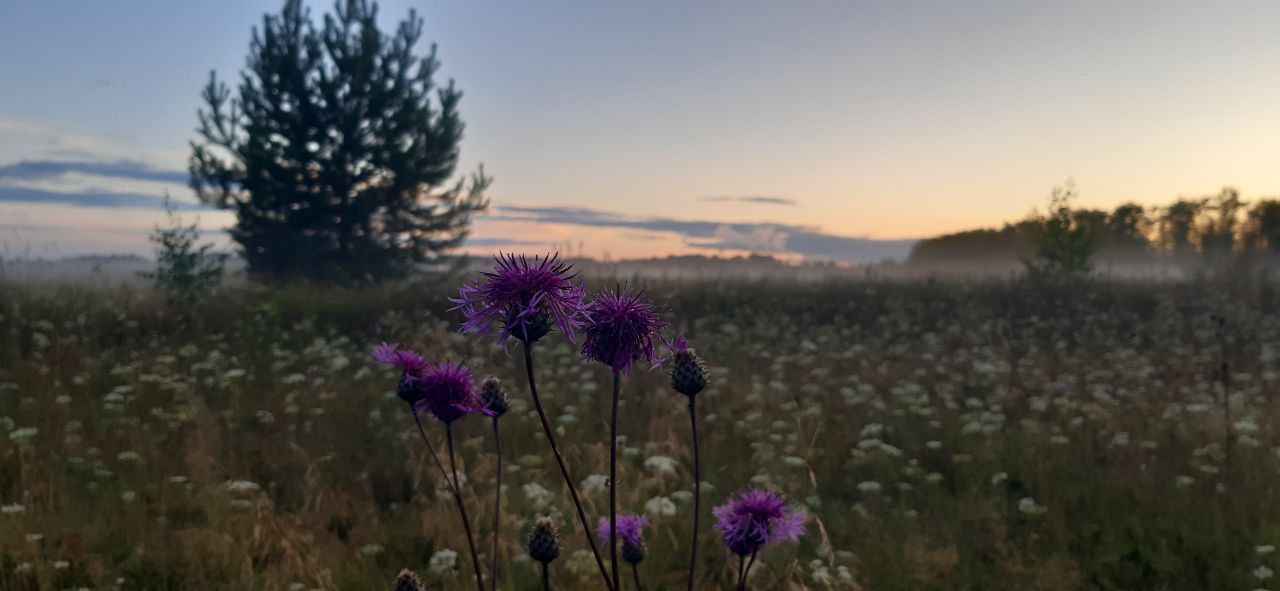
[
  {"x1": 480, "y1": 376, "x2": 510, "y2": 417},
  {"x1": 527, "y1": 517, "x2": 561, "y2": 564},
  {"x1": 671, "y1": 348, "x2": 709, "y2": 397},
  {"x1": 508, "y1": 308, "x2": 552, "y2": 344},
  {"x1": 622, "y1": 538, "x2": 647, "y2": 565},
  {"x1": 392, "y1": 569, "x2": 426, "y2": 591},
  {"x1": 396, "y1": 376, "x2": 425, "y2": 405}
]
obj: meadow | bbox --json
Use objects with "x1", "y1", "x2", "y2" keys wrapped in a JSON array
[{"x1": 2, "y1": 273, "x2": 1279, "y2": 590}]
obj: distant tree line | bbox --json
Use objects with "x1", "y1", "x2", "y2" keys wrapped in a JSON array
[{"x1": 909, "y1": 186, "x2": 1280, "y2": 270}]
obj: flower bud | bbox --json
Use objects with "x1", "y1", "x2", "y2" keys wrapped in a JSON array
[
  {"x1": 527, "y1": 517, "x2": 561, "y2": 565},
  {"x1": 622, "y1": 538, "x2": 647, "y2": 565},
  {"x1": 393, "y1": 569, "x2": 426, "y2": 591},
  {"x1": 671, "y1": 349, "x2": 709, "y2": 397},
  {"x1": 480, "y1": 376, "x2": 510, "y2": 418}
]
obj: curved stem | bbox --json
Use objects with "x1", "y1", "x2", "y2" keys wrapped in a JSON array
[
  {"x1": 609, "y1": 370, "x2": 621, "y2": 591},
  {"x1": 740, "y1": 550, "x2": 759, "y2": 591},
  {"x1": 491, "y1": 417, "x2": 503, "y2": 591},
  {"x1": 736, "y1": 554, "x2": 745, "y2": 591},
  {"x1": 631, "y1": 562, "x2": 642, "y2": 591},
  {"x1": 446, "y1": 422, "x2": 486, "y2": 591},
  {"x1": 685, "y1": 396, "x2": 701, "y2": 591},
  {"x1": 522, "y1": 343, "x2": 615, "y2": 591},
  {"x1": 412, "y1": 413, "x2": 457, "y2": 497}
]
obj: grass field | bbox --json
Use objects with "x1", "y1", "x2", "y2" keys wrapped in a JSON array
[{"x1": 2, "y1": 274, "x2": 1279, "y2": 590}]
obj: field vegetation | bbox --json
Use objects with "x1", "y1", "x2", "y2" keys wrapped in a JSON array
[{"x1": 1, "y1": 274, "x2": 1279, "y2": 590}]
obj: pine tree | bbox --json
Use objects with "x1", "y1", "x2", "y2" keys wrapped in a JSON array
[
  {"x1": 189, "y1": 0, "x2": 489, "y2": 283},
  {"x1": 145, "y1": 194, "x2": 225, "y2": 300},
  {"x1": 1027, "y1": 181, "x2": 1097, "y2": 278}
]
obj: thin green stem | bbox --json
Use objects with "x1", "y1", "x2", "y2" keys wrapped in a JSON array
[
  {"x1": 491, "y1": 417, "x2": 503, "y2": 591},
  {"x1": 740, "y1": 550, "x2": 758, "y2": 591},
  {"x1": 521, "y1": 343, "x2": 615, "y2": 591},
  {"x1": 685, "y1": 396, "x2": 701, "y2": 591},
  {"x1": 446, "y1": 422, "x2": 486, "y2": 591},
  {"x1": 609, "y1": 370, "x2": 621, "y2": 591},
  {"x1": 412, "y1": 413, "x2": 457, "y2": 497}
]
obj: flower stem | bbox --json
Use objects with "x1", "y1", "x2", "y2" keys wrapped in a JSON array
[
  {"x1": 739, "y1": 550, "x2": 758, "y2": 591},
  {"x1": 609, "y1": 370, "x2": 621, "y2": 591},
  {"x1": 631, "y1": 562, "x2": 642, "y2": 591},
  {"x1": 412, "y1": 413, "x2": 458, "y2": 497},
  {"x1": 541, "y1": 561, "x2": 550, "y2": 591},
  {"x1": 491, "y1": 417, "x2": 503, "y2": 591},
  {"x1": 736, "y1": 554, "x2": 745, "y2": 590},
  {"x1": 446, "y1": 422, "x2": 486, "y2": 591},
  {"x1": 685, "y1": 396, "x2": 701, "y2": 591},
  {"x1": 521, "y1": 343, "x2": 615, "y2": 591}
]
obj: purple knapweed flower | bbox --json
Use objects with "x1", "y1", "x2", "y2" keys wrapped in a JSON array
[
  {"x1": 596, "y1": 513, "x2": 648, "y2": 547},
  {"x1": 407, "y1": 361, "x2": 492, "y2": 424},
  {"x1": 372, "y1": 343, "x2": 430, "y2": 375},
  {"x1": 581, "y1": 286, "x2": 667, "y2": 374},
  {"x1": 598, "y1": 513, "x2": 649, "y2": 565},
  {"x1": 373, "y1": 343, "x2": 432, "y2": 404},
  {"x1": 712, "y1": 489, "x2": 807, "y2": 556},
  {"x1": 450, "y1": 253, "x2": 587, "y2": 345}
]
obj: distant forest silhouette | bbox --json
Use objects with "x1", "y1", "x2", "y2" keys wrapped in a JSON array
[{"x1": 909, "y1": 187, "x2": 1280, "y2": 271}]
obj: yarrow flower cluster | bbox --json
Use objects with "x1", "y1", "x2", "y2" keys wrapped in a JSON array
[
  {"x1": 581, "y1": 285, "x2": 667, "y2": 374},
  {"x1": 451, "y1": 253, "x2": 587, "y2": 344},
  {"x1": 713, "y1": 489, "x2": 807, "y2": 556}
]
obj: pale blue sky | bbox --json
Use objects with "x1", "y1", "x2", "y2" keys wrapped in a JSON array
[{"x1": 2, "y1": 1, "x2": 1279, "y2": 260}]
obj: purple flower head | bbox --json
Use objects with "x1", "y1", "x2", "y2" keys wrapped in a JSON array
[
  {"x1": 372, "y1": 343, "x2": 430, "y2": 376},
  {"x1": 407, "y1": 361, "x2": 493, "y2": 424},
  {"x1": 595, "y1": 513, "x2": 649, "y2": 547},
  {"x1": 713, "y1": 489, "x2": 807, "y2": 556},
  {"x1": 581, "y1": 285, "x2": 667, "y2": 374},
  {"x1": 373, "y1": 343, "x2": 432, "y2": 404},
  {"x1": 450, "y1": 253, "x2": 587, "y2": 345}
]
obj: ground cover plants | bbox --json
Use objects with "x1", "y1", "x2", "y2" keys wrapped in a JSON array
[{"x1": 1, "y1": 266, "x2": 1279, "y2": 590}]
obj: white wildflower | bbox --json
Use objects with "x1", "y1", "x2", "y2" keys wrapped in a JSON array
[{"x1": 428, "y1": 549, "x2": 458, "y2": 575}]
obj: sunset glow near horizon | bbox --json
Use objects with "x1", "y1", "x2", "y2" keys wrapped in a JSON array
[{"x1": 2, "y1": 1, "x2": 1280, "y2": 262}]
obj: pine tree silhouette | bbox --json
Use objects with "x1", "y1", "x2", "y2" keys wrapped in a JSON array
[{"x1": 190, "y1": 0, "x2": 489, "y2": 283}]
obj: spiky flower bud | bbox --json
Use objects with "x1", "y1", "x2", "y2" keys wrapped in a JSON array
[
  {"x1": 671, "y1": 348, "x2": 709, "y2": 398},
  {"x1": 527, "y1": 517, "x2": 561, "y2": 565},
  {"x1": 622, "y1": 538, "x2": 647, "y2": 565},
  {"x1": 392, "y1": 569, "x2": 426, "y2": 591},
  {"x1": 480, "y1": 376, "x2": 510, "y2": 418}
]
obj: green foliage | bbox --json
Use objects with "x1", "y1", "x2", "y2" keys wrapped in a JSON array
[
  {"x1": 1200, "y1": 188, "x2": 1246, "y2": 257},
  {"x1": 1027, "y1": 181, "x2": 1097, "y2": 278},
  {"x1": 1243, "y1": 199, "x2": 1280, "y2": 253},
  {"x1": 190, "y1": 0, "x2": 489, "y2": 284},
  {"x1": 144, "y1": 195, "x2": 224, "y2": 300}
]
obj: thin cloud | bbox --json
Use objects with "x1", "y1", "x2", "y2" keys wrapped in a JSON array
[
  {"x1": 699, "y1": 196, "x2": 797, "y2": 206},
  {"x1": 0, "y1": 159, "x2": 187, "y2": 185},
  {"x1": 0, "y1": 186, "x2": 208, "y2": 211},
  {"x1": 492, "y1": 203, "x2": 915, "y2": 263}
]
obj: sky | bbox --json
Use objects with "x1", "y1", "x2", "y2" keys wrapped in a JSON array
[{"x1": 2, "y1": 1, "x2": 1280, "y2": 262}]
